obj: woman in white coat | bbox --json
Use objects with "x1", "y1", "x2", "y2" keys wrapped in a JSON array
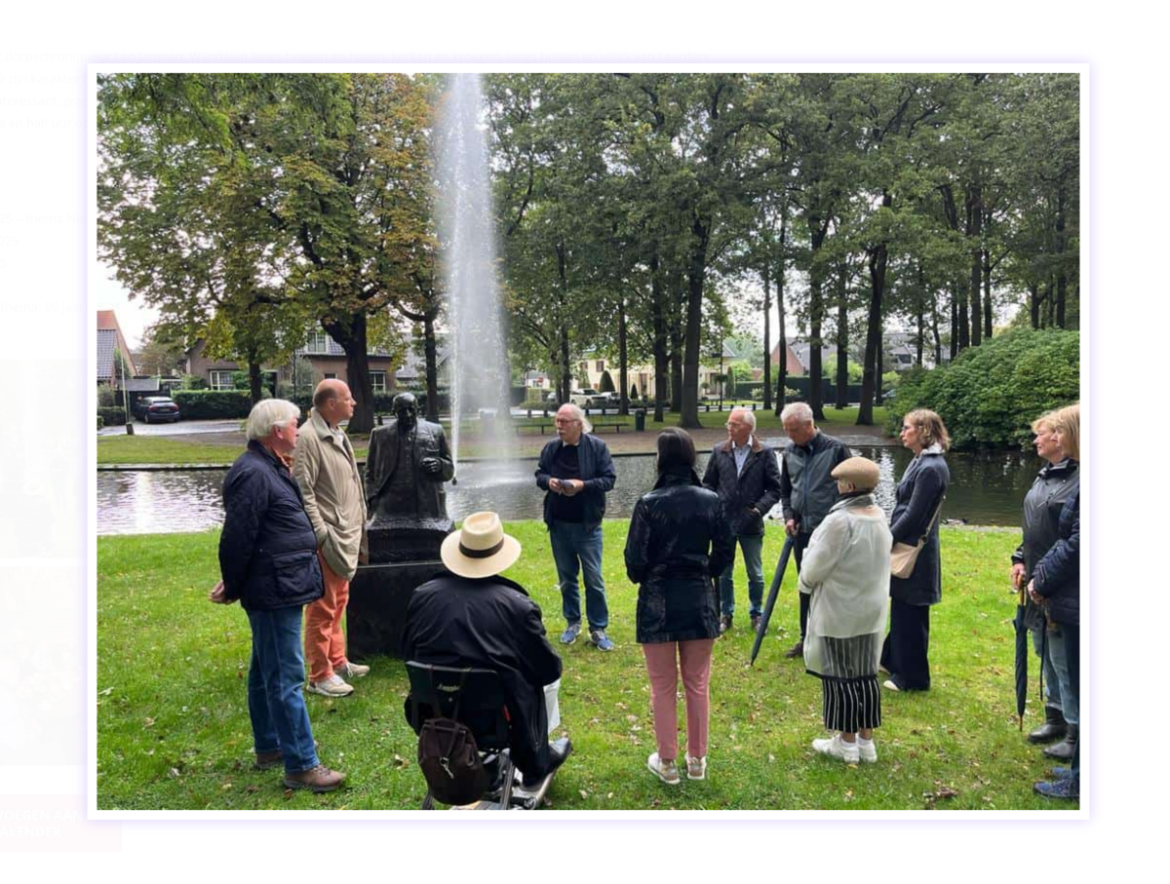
[{"x1": 799, "y1": 457, "x2": 893, "y2": 764}]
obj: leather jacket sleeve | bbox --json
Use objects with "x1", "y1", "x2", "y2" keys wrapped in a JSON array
[{"x1": 624, "y1": 498, "x2": 651, "y2": 585}]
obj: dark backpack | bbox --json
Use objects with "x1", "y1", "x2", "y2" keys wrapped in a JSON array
[{"x1": 416, "y1": 673, "x2": 489, "y2": 806}]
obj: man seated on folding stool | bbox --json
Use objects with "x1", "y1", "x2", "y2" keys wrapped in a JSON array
[{"x1": 403, "y1": 511, "x2": 572, "y2": 788}]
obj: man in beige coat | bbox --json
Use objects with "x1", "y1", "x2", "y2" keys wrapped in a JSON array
[{"x1": 294, "y1": 379, "x2": 369, "y2": 697}]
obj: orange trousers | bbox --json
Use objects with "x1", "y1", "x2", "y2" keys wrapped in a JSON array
[{"x1": 304, "y1": 552, "x2": 350, "y2": 683}]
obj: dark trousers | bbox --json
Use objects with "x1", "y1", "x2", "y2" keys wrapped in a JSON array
[
  {"x1": 880, "y1": 598, "x2": 932, "y2": 691},
  {"x1": 792, "y1": 532, "x2": 812, "y2": 639}
]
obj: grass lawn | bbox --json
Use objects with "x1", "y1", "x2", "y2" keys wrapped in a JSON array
[
  {"x1": 96, "y1": 406, "x2": 890, "y2": 465},
  {"x1": 96, "y1": 521, "x2": 1072, "y2": 812}
]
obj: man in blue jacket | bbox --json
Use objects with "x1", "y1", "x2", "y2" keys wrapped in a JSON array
[
  {"x1": 210, "y1": 399, "x2": 345, "y2": 793},
  {"x1": 535, "y1": 404, "x2": 617, "y2": 651}
]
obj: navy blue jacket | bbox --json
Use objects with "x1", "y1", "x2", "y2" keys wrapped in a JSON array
[
  {"x1": 535, "y1": 433, "x2": 617, "y2": 528},
  {"x1": 701, "y1": 437, "x2": 783, "y2": 536},
  {"x1": 778, "y1": 431, "x2": 851, "y2": 535},
  {"x1": 889, "y1": 449, "x2": 950, "y2": 606},
  {"x1": 219, "y1": 441, "x2": 324, "y2": 612},
  {"x1": 1033, "y1": 489, "x2": 1079, "y2": 627},
  {"x1": 626, "y1": 469, "x2": 736, "y2": 644}
]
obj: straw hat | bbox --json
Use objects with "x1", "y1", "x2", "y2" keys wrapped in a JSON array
[
  {"x1": 440, "y1": 511, "x2": 523, "y2": 579},
  {"x1": 831, "y1": 456, "x2": 880, "y2": 491}
]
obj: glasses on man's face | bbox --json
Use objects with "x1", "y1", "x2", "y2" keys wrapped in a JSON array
[{"x1": 555, "y1": 419, "x2": 580, "y2": 426}]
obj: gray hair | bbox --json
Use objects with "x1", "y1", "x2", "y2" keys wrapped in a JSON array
[
  {"x1": 780, "y1": 402, "x2": 814, "y2": 425},
  {"x1": 730, "y1": 407, "x2": 756, "y2": 431},
  {"x1": 245, "y1": 399, "x2": 302, "y2": 441},
  {"x1": 559, "y1": 402, "x2": 593, "y2": 434}
]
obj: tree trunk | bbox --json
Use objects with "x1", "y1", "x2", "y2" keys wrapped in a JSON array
[
  {"x1": 618, "y1": 293, "x2": 629, "y2": 416},
  {"x1": 774, "y1": 210, "x2": 789, "y2": 415},
  {"x1": 950, "y1": 294, "x2": 959, "y2": 360},
  {"x1": 858, "y1": 240, "x2": 887, "y2": 426},
  {"x1": 807, "y1": 217, "x2": 828, "y2": 421},
  {"x1": 1056, "y1": 185, "x2": 1068, "y2": 329},
  {"x1": 679, "y1": 219, "x2": 709, "y2": 429},
  {"x1": 669, "y1": 272, "x2": 685, "y2": 414},
  {"x1": 762, "y1": 261, "x2": 773, "y2": 412},
  {"x1": 423, "y1": 313, "x2": 439, "y2": 422},
  {"x1": 835, "y1": 263, "x2": 849, "y2": 409},
  {"x1": 559, "y1": 327, "x2": 571, "y2": 403},
  {"x1": 982, "y1": 246, "x2": 993, "y2": 341},
  {"x1": 1030, "y1": 282, "x2": 1041, "y2": 329},
  {"x1": 650, "y1": 254, "x2": 668, "y2": 423},
  {"x1": 931, "y1": 296, "x2": 942, "y2": 367},
  {"x1": 967, "y1": 184, "x2": 983, "y2": 347},
  {"x1": 248, "y1": 358, "x2": 263, "y2": 406},
  {"x1": 326, "y1": 312, "x2": 373, "y2": 433}
]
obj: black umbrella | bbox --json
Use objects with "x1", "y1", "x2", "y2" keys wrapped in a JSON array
[
  {"x1": 1013, "y1": 585, "x2": 1029, "y2": 731},
  {"x1": 750, "y1": 536, "x2": 795, "y2": 666}
]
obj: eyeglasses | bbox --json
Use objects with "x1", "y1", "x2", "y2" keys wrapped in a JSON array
[{"x1": 554, "y1": 419, "x2": 581, "y2": 426}]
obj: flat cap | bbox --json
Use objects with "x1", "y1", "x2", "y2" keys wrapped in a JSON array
[{"x1": 831, "y1": 456, "x2": 880, "y2": 491}]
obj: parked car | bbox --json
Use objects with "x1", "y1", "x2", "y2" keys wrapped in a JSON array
[
  {"x1": 134, "y1": 396, "x2": 182, "y2": 423},
  {"x1": 569, "y1": 388, "x2": 599, "y2": 407},
  {"x1": 589, "y1": 391, "x2": 619, "y2": 408}
]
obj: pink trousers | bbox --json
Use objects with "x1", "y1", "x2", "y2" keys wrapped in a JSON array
[{"x1": 641, "y1": 639, "x2": 716, "y2": 761}]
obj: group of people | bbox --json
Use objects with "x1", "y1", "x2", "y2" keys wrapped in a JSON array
[{"x1": 210, "y1": 383, "x2": 1081, "y2": 804}]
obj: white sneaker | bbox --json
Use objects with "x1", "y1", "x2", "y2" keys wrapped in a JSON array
[
  {"x1": 337, "y1": 661, "x2": 370, "y2": 679},
  {"x1": 307, "y1": 674, "x2": 354, "y2": 697},
  {"x1": 685, "y1": 754, "x2": 707, "y2": 781},
  {"x1": 812, "y1": 734, "x2": 860, "y2": 763},
  {"x1": 857, "y1": 740, "x2": 878, "y2": 763},
  {"x1": 883, "y1": 679, "x2": 900, "y2": 692},
  {"x1": 647, "y1": 752, "x2": 681, "y2": 785}
]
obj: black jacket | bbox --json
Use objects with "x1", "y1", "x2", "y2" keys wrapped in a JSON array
[
  {"x1": 778, "y1": 431, "x2": 851, "y2": 535},
  {"x1": 625, "y1": 469, "x2": 735, "y2": 644},
  {"x1": 535, "y1": 433, "x2": 617, "y2": 528},
  {"x1": 403, "y1": 573, "x2": 563, "y2": 778},
  {"x1": 1012, "y1": 458, "x2": 1079, "y2": 630},
  {"x1": 889, "y1": 449, "x2": 950, "y2": 606},
  {"x1": 701, "y1": 436, "x2": 783, "y2": 536},
  {"x1": 1033, "y1": 489, "x2": 1079, "y2": 627},
  {"x1": 218, "y1": 441, "x2": 324, "y2": 612}
]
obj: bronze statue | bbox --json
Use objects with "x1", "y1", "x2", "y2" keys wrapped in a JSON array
[{"x1": 365, "y1": 393, "x2": 454, "y2": 562}]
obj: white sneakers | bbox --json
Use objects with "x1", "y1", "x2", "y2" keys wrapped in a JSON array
[
  {"x1": 647, "y1": 752, "x2": 681, "y2": 785},
  {"x1": 812, "y1": 734, "x2": 878, "y2": 763},
  {"x1": 337, "y1": 661, "x2": 370, "y2": 679},
  {"x1": 685, "y1": 754, "x2": 707, "y2": 781},
  {"x1": 307, "y1": 674, "x2": 354, "y2": 697}
]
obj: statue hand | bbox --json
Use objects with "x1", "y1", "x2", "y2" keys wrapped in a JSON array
[{"x1": 421, "y1": 457, "x2": 442, "y2": 476}]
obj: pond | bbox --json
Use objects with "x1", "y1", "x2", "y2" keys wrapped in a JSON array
[{"x1": 96, "y1": 440, "x2": 1043, "y2": 536}]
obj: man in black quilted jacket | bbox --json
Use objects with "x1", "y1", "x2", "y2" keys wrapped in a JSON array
[{"x1": 211, "y1": 399, "x2": 345, "y2": 794}]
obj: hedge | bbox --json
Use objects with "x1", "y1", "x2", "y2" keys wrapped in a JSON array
[
  {"x1": 173, "y1": 390, "x2": 254, "y2": 419},
  {"x1": 97, "y1": 406, "x2": 129, "y2": 426},
  {"x1": 887, "y1": 328, "x2": 1079, "y2": 451}
]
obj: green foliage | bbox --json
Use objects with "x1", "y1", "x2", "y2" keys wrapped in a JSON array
[
  {"x1": 598, "y1": 370, "x2": 616, "y2": 393},
  {"x1": 173, "y1": 390, "x2": 254, "y2": 420},
  {"x1": 888, "y1": 329, "x2": 1079, "y2": 450},
  {"x1": 97, "y1": 384, "x2": 116, "y2": 407},
  {"x1": 97, "y1": 416, "x2": 104, "y2": 431},
  {"x1": 98, "y1": 406, "x2": 128, "y2": 426}
]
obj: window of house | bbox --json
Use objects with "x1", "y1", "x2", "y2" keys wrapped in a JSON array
[
  {"x1": 596, "y1": 359, "x2": 604, "y2": 372},
  {"x1": 209, "y1": 370, "x2": 235, "y2": 391},
  {"x1": 370, "y1": 371, "x2": 388, "y2": 393},
  {"x1": 305, "y1": 331, "x2": 331, "y2": 354}
]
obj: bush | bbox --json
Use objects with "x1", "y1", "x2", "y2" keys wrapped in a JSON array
[
  {"x1": 97, "y1": 384, "x2": 116, "y2": 407},
  {"x1": 173, "y1": 390, "x2": 254, "y2": 419},
  {"x1": 98, "y1": 406, "x2": 128, "y2": 426},
  {"x1": 887, "y1": 329, "x2": 1079, "y2": 451},
  {"x1": 97, "y1": 415, "x2": 104, "y2": 431}
]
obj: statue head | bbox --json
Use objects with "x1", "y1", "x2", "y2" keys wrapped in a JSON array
[{"x1": 393, "y1": 392, "x2": 418, "y2": 430}]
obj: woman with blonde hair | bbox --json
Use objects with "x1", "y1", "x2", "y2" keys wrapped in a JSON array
[
  {"x1": 1012, "y1": 404, "x2": 1080, "y2": 763},
  {"x1": 880, "y1": 408, "x2": 951, "y2": 692}
]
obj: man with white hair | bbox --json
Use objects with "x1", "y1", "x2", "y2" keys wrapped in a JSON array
[
  {"x1": 778, "y1": 401, "x2": 851, "y2": 658},
  {"x1": 535, "y1": 403, "x2": 618, "y2": 651},
  {"x1": 702, "y1": 406, "x2": 782, "y2": 633},
  {"x1": 211, "y1": 399, "x2": 345, "y2": 793}
]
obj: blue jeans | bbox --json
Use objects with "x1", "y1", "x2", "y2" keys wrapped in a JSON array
[
  {"x1": 1047, "y1": 622, "x2": 1079, "y2": 727},
  {"x1": 549, "y1": 521, "x2": 608, "y2": 630},
  {"x1": 247, "y1": 605, "x2": 320, "y2": 774},
  {"x1": 719, "y1": 533, "x2": 765, "y2": 617},
  {"x1": 1030, "y1": 623, "x2": 1063, "y2": 712}
]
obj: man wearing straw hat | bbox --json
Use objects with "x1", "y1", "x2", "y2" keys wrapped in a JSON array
[{"x1": 403, "y1": 512, "x2": 573, "y2": 788}]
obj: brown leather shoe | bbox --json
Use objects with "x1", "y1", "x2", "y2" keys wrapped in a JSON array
[
  {"x1": 253, "y1": 750, "x2": 283, "y2": 771},
  {"x1": 784, "y1": 640, "x2": 804, "y2": 659},
  {"x1": 284, "y1": 764, "x2": 346, "y2": 793}
]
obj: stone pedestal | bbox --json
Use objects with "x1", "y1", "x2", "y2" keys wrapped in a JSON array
[{"x1": 347, "y1": 559, "x2": 448, "y2": 659}]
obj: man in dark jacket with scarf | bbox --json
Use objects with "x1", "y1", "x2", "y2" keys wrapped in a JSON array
[
  {"x1": 535, "y1": 404, "x2": 618, "y2": 650},
  {"x1": 210, "y1": 399, "x2": 345, "y2": 793},
  {"x1": 778, "y1": 402, "x2": 850, "y2": 657},
  {"x1": 403, "y1": 512, "x2": 572, "y2": 788},
  {"x1": 702, "y1": 407, "x2": 782, "y2": 633}
]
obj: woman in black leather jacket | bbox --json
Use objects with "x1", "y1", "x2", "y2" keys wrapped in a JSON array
[{"x1": 625, "y1": 429, "x2": 734, "y2": 785}]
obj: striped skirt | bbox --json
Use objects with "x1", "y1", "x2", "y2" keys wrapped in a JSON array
[{"x1": 811, "y1": 634, "x2": 882, "y2": 733}]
